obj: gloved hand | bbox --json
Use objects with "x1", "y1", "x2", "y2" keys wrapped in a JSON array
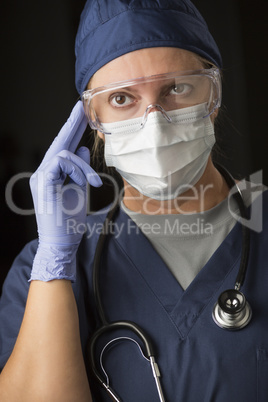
[{"x1": 29, "y1": 101, "x2": 102, "y2": 282}]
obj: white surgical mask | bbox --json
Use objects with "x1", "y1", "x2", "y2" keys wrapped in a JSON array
[{"x1": 103, "y1": 103, "x2": 215, "y2": 200}]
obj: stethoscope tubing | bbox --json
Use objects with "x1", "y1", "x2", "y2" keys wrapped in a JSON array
[
  {"x1": 215, "y1": 164, "x2": 250, "y2": 290},
  {"x1": 92, "y1": 202, "x2": 119, "y2": 326}
]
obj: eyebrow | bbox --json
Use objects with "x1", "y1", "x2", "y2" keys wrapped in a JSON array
[{"x1": 109, "y1": 80, "x2": 176, "y2": 93}]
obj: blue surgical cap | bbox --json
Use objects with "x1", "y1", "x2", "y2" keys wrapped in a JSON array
[{"x1": 75, "y1": 0, "x2": 222, "y2": 95}]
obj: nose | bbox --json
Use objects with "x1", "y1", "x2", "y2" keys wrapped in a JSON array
[{"x1": 142, "y1": 104, "x2": 172, "y2": 127}]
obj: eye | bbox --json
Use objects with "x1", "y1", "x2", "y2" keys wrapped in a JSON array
[
  {"x1": 109, "y1": 93, "x2": 135, "y2": 108},
  {"x1": 170, "y1": 83, "x2": 193, "y2": 96}
]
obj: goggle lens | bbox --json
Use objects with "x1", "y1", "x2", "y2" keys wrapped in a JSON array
[{"x1": 82, "y1": 68, "x2": 221, "y2": 133}]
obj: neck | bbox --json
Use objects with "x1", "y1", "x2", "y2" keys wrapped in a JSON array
[{"x1": 122, "y1": 158, "x2": 230, "y2": 215}]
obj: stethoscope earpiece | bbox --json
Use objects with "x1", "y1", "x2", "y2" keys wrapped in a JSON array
[{"x1": 212, "y1": 289, "x2": 252, "y2": 330}]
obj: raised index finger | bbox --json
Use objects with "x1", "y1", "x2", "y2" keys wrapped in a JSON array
[{"x1": 39, "y1": 101, "x2": 88, "y2": 169}]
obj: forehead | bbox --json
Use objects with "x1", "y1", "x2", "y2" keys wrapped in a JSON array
[{"x1": 89, "y1": 47, "x2": 203, "y2": 89}]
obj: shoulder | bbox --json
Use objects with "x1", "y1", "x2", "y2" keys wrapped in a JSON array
[
  {"x1": 77, "y1": 203, "x2": 114, "y2": 267},
  {"x1": 80, "y1": 202, "x2": 124, "y2": 246},
  {"x1": 0, "y1": 238, "x2": 38, "y2": 317},
  {"x1": 1, "y1": 239, "x2": 38, "y2": 295},
  {"x1": 0, "y1": 239, "x2": 38, "y2": 370},
  {"x1": 77, "y1": 202, "x2": 130, "y2": 276}
]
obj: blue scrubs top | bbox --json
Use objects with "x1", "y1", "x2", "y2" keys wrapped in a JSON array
[{"x1": 1, "y1": 191, "x2": 268, "y2": 402}]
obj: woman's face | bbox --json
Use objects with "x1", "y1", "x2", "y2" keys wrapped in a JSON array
[{"x1": 88, "y1": 48, "x2": 222, "y2": 214}]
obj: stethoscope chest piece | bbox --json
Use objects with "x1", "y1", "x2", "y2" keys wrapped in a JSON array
[{"x1": 212, "y1": 289, "x2": 252, "y2": 330}]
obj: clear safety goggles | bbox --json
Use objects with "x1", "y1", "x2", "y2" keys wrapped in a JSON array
[{"x1": 82, "y1": 67, "x2": 221, "y2": 135}]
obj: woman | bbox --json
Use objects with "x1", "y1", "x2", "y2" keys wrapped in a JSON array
[{"x1": 0, "y1": 1, "x2": 267, "y2": 401}]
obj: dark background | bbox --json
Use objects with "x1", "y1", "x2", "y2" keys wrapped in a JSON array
[{"x1": 1, "y1": 0, "x2": 267, "y2": 291}]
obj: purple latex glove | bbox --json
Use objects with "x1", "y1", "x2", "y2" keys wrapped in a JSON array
[{"x1": 29, "y1": 101, "x2": 102, "y2": 282}]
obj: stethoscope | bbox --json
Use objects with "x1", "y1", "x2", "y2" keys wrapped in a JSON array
[{"x1": 87, "y1": 164, "x2": 252, "y2": 402}]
